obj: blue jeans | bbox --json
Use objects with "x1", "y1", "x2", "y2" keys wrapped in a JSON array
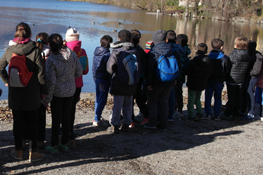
[
  {"x1": 205, "y1": 82, "x2": 224, "y2": 116},
  {"x1": 94, "y1": 78, "x2": 110, "y2": 122}
]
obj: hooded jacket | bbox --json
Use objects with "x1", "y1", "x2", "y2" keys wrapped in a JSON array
[
  {"x1": 107, "y1": 41, "x2": 137, "y2": 96},
  {"x1": 0, "y1": 41, "x2": 47, "y2": 111},
  {"x1": 250, "y1": 51, "x2": 263, "y2": 78},
  {"x1": 65, "y1": 40, "x2": 89, "y2": 88},
  {"x1": 225, "y1": 49, "x2": 250, "y2": 84},
  {"x1": 92, "y1": 46, "x2": 111, "y2": 81},
  {"x1": 208, "y1": 49, "x2": 228, "y2": 83},
  {"x1": 43, "y1": 47, "x2": 83, "y2": 103},
  {"x1": 185, "y1": 55, "x2": 213, "y2": 91},
  {"x1": 146, "y1": 42, "x2": 178, "y2": 87}
]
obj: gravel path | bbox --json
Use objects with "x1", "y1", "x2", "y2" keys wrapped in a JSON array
[{"x1": 0, "y1": 92, "x2": 263, "y2": 175}]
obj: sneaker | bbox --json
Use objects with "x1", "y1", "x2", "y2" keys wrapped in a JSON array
[
  {"x1": 45, "y1": 146, "x2": 59, "y2": 155},
  {"x1": 173, "y1": 111, "x2": 184, "y2": 118},
  {"x1": 121, "y1": 124, "x2": 129, "y2": 132},
  {"x1": 129, "y1": 122, "x2": 135, "y2": 128},
  {"x1": 29, "y1": 151, "x2": 44, "y2": 162},
  {"x1": 214, "y1": 115, "x2": 221, "y2": 121},
  {"x1": 136, "y1": 111, "x2": 144, "y2": 118},
  {"x1": 11, "y1": 149, "x2": 23, "y2": 160},
  {"x1": 93, "y1": 118, "x2": 110, "y2": 126},
  {"x1": 58, "y1": 143, "x2": 70, "y2": 153},
  {"x1": 205, "y1": 115, "x2": 212, "y2": 120},
  {"x1": 109, "y1": 125, "x2": 120, "y2": 134},
  {"x1": 143, "y1": 123, "x2": 157, "y2": 130},
  {"x1": 141, "y1": 118, "x2": 150, "y2": 125},
  {"x1": 196, "y1": 113, "x2": 204, "y2": 120}
]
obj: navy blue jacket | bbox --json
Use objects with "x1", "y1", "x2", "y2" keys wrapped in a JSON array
[
  {"x1": 146, "y1": 42, "x2": 180, "y2": 87},
  {"x1": 92, "y1": 46, "x2": 111, "y2": 81}
]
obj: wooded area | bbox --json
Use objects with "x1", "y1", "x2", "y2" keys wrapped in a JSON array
[{"x1": 71, "y1": 0, "x2": 263, "y2": 20}]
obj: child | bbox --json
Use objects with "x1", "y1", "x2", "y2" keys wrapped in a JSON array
[
  {"x1": 223, "y1": 37, "x2": 250, "y2": 120},
  {"x1": 244, "y1": 40, "x2": 263, "y2": 119},
  {"x1": 44, "y1": 34, "x2": 82, "y2": 154},
  {"x1": 204, "y1": 38, "x2": 228, "y2": 120},
  {"x1": 185, "y1": 43, "x2": 213, "y2": 121},
  {"x1": 0, "y1": 22, "x2": 47, "y2": 161},
  {"x1": 36, "y1": 32, "x2": 50, "y2": 149},
  {"x1": 107, "y1": 29, "x2": 139, "y2": 133},
  {"x1": 138, "y1": 40, "x2": 155, "y2": 125},
  {"x1": 145, "y1": 40, "x2": 154, "y2": 54},
  {"x1": 173, "y1": 34, "x2": 191, "y2": 119},
  {"x1": 92, "y1": 35, "x2": 113, "y2": 126},
  {"x1": 64, "y1": 28, "x2": 89, "y2": 147},
  {"x1": 144, "y1": 29, "x2": 177, "y2": 130},
  {"x1": 130, "y1": 29, "x2": 148, "y2": 128},
  {"x1": 165, "y1": 30, "x2": 182, "y2": 121}
]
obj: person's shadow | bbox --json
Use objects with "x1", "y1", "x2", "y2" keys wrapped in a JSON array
[{"x1": 0, "y1": 114, "x2": 252, "y2": 174}]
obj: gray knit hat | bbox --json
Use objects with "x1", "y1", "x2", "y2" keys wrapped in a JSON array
[{"x1": 152, "y1": 29, "x2": 167, "y2": 44}]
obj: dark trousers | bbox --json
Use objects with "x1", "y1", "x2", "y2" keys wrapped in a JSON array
[
  {"x1": 51, "y1": 95, "x2": 73, "y2": 146},
  {"x1": 134, "y1": 78, "x2": 149, "y2": 118},
  {"x1": 225, "y1": 84, "x2": 242, "y2": 116},
  {"x1": 148, "y1": 85, "x2": 172, "y2": 126},
  {"x1": 174, "y1": 82, "x2": 183, "y2": 113},
  {"x1": 168, "y1": 85, "x2": 175, "y2": 118},
  {"x1": 13, "y1": 109, "x2": 38, "y2": 151},
  {"x1": 69, "y1": 88, "x2": 81, "y2": 140},
  {"x1": 37, "y1": 103, "x2": 46, "y2": 141},
  {"x1": 241, "y1": 79, "x2": 250, "y2": 113}
]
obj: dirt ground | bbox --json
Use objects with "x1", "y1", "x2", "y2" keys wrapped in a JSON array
[{"x1": 0, "y1": 92, "x2": 263, "y2": 175}]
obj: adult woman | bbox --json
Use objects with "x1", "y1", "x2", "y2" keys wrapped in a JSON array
[
  {"x1": 0, "y1": 22, "x2": 47, "y2": 162},
  {"x1": 43, "y1": 33, "x2": 82, "y2": 154}
]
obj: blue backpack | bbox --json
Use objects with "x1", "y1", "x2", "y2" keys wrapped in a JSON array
[
  {"x1": 116, "y1": 50, "x2": 139, "y2": 86},
  {"x1": 156, "y1": 54, "x2": 179, "y2": 82}
]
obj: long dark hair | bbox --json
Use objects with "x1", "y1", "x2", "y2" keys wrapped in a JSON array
[
  {"x1": 14, "y1": 22, "x2": 32, "y2": 43},
  {"x1": 36, "y1": 32, "x2": 49, "y2": 50},
  {"x1": 48, "y1": 33, "x2": 65, "y2": 55}
]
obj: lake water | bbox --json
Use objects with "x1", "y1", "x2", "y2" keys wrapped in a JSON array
[{"x1": 1, "y1": 0, "x2": 263, "y2": 99}]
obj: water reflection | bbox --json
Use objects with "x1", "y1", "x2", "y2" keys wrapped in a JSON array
[{"x1": 0, "y1": 0, "x2": 263, "y2": 99}]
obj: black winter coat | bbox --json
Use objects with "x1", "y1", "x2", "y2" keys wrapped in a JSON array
[
  {"x1": 185, "y1": 55, "x2": 213, "y2": 91},
  {"x1": 225, "y1": 49, "x2": 250, "y2": 84}
]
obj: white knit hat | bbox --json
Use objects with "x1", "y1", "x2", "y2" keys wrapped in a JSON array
[{"x1": 65, "y1": 28, "x2": 79, "y2": 42}]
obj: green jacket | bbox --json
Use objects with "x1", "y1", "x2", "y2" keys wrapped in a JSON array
[{"x1": 0, "y1": 41, "x2": 47, "y2": 111}]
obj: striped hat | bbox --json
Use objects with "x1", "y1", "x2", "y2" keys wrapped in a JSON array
[{"x1": 145, "y1": 40, "x2": 154, "y2": 50}]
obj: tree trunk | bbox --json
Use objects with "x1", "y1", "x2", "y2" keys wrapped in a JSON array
[{"x1": 185, "y1": 0, "x2": 190, "y2": 17}]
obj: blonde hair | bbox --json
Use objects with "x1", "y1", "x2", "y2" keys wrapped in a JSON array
[{"x1": 234, "y1": 37, "x2": 248, "y2": 49}]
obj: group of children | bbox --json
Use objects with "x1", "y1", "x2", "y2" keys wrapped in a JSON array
[{"x1": 1, "y1": 22, "x2": 263, "y2": 162}]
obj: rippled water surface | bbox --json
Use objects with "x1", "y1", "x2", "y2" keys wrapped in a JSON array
[{"x1": 1, "y1": 0, "x2": 263, "y2": 99}]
